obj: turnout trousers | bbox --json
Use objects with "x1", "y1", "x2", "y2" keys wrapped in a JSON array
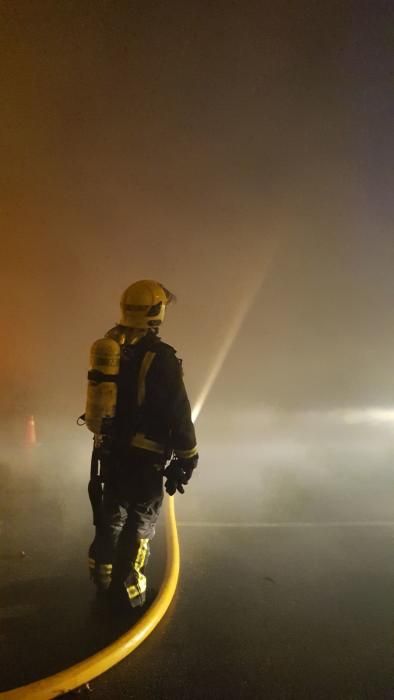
[{"x1": 88, "y1": 452, "x2": 164, "y2": 607}]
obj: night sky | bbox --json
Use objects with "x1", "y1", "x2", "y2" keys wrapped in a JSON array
[{"x1": 1, "y1": 1, "x2": 393, "y2": 434}]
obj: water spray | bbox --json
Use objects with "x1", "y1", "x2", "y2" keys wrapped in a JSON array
[{"x1": 192, "y1": 245, "x2": 276, "y2": 423}]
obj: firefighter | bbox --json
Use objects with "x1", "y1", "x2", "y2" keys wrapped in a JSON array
[{"x1": 86, "y1": 280, "x2": 198, "y2": 608}]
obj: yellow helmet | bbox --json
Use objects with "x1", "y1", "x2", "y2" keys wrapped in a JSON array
[{"x1": 120, "y1": 280, "x2": 175, "y2": 328}]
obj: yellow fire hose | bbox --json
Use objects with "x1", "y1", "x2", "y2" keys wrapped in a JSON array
[{"x1": 0, "y1": 496, "x2": 179, "y2": 700}]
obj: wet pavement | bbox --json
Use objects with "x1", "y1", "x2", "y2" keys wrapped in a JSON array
[
  {"x1": 0, "y1": 464, "x2": 165, "y2": 692},
  {"x1": 87, "y1": 522, "x2": 394, "y2": 700},
  {"x1": 1, "y1": 437, "x2": 394, "y2": 699}
]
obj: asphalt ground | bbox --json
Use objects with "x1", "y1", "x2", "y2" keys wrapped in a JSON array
[
  {"x1": 1, "y1": 433, "x2": 394, "y2": 699},
  {"x1": 90, "y1": 523, "x2": 394, "y2": 700},
  {"x1": 0, "y1": 482, "x2": 166, "y2": 692}
]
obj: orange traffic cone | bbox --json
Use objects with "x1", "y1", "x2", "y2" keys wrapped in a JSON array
[{"x1": 25, "y1": 415, "x2": 37, "y2": 447}]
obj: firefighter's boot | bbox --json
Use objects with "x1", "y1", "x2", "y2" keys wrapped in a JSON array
[{"x1": 88, "y1": 542, "x2": 113, "y2": 594}]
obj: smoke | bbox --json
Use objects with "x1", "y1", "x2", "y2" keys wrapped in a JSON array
[
  {"x1": 176, "y1": 405, "x2": 394, "y2": 527},
  {"x1": 0, "y1": 2, "x2": 393, "y2": 536}
]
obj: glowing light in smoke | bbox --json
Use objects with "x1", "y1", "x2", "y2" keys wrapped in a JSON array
[
  {"x1": 232, "y1": 406, "x2": 394, "y2": 427},
  {"x1": 343, "y1": 407, "x2": 394, "y2": 425}
]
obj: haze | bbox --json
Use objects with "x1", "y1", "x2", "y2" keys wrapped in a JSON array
[{"x1": 1, "y1": 0, "x2": 393, "y2": 554}]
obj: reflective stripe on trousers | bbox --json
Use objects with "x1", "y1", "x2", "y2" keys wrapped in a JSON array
[
  {"x1": 88, "y1": 557, "x2": 113, "y2": 579},
  {"x1": 126, "y1": 538, "x2": 149, "y2": 602}
]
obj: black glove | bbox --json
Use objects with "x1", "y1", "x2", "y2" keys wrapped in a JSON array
[{"x1": 164, "y1": 456, "x2": 198, "y2": 495}]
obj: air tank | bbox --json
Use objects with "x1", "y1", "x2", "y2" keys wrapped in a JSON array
[{"x1": 85, "y1": 337, "x2": 121, "y2": 434}]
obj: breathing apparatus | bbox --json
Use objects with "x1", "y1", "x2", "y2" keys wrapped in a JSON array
[{"x1": 83, "y1": 280, "x2": 174, "y2": 444}]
